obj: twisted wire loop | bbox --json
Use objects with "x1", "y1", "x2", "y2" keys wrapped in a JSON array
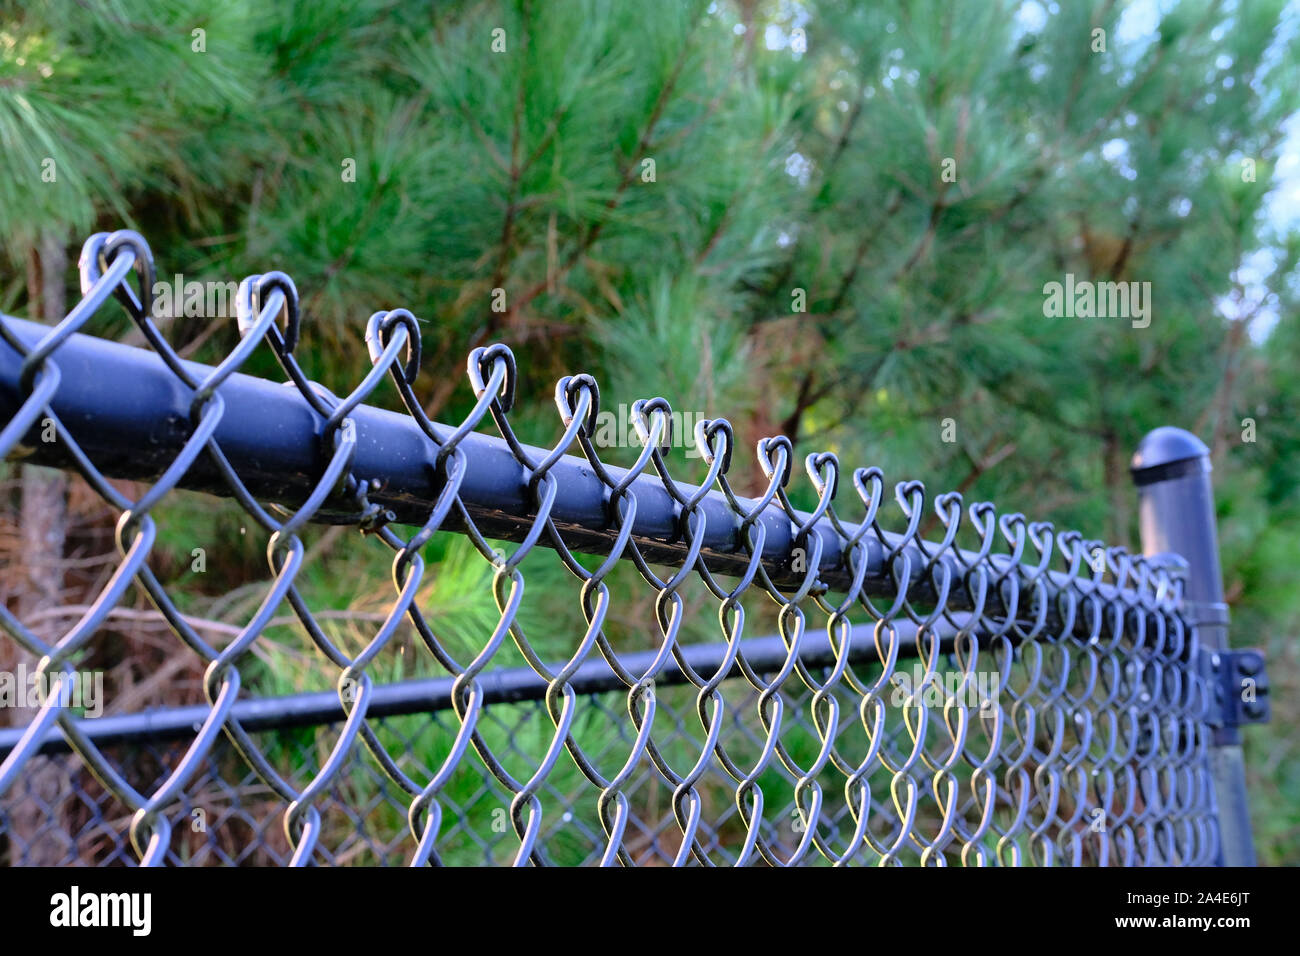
[{"x1": 0, "y1": 233, "x2": 1219, "y2": 866}]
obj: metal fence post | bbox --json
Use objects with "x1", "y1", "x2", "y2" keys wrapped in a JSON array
[{"x1": 1131, "y1": 426, "x2": 1256, "y2": 866}]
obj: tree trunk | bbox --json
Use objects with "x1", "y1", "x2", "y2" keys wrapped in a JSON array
[
  {"x1": 5, "y1": 230, "x2": 71, "y2": 865},
  {"x1": 1102, "y1": 429, "x2": 1132, "y2": 547}
]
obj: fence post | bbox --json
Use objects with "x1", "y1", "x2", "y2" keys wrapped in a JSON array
[{"x1": 1130, "y1": 426, "x2": 1255, "y2": 866}]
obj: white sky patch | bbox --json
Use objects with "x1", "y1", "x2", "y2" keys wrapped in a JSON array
[
  {"x1": 1115, "y1": 0, "x2": 1164, "y2": 49},
  {"x1": 1217, "y1": 248, "x2": 1282, "y2": 342},
  {"x1": 784, "y1": 151, "x2": 814, "y2": 186},
  {"x1": 760, "y1": 1, "x2": 811, "y2": 53},
  {"x1": 1101, "y1": 137, "x2": 1138, "y2": 180},
  {"x1": 1268, "y1": 110, "x2": 1300, "y2": 231},
  {"x1": 1016, "y1": 1, "x2": 1048, "y2": 36}
]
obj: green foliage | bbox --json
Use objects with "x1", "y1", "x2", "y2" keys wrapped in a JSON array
[{"x1": 0, "y1": 0, "x2": 254, "y2": 248}]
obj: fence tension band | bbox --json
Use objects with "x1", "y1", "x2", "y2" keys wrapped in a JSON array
[{"x1": 1200, "y1": 646, "x2": 1270, "y2": 728}]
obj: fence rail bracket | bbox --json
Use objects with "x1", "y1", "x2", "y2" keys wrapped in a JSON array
[{"x1": 1201, "y1": 646, "x2": 1270, "y2": 728}]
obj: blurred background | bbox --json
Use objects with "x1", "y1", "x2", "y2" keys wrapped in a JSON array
[{"x1": 1, "y1": 0, "x2": 1298, "y2": 863}]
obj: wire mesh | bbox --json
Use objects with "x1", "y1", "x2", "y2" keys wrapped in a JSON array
[{"x1": 0, "y1": 230, "x2": 1219, "y2": 866}]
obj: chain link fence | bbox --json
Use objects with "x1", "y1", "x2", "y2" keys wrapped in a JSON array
[{"x1": 0, "y1": 230, "x2": 1234, "y2": 866}]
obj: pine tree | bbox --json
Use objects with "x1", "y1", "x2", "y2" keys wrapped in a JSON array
[{"x1": 2, "y1": 0, "x2": 1299, "y2": 863}]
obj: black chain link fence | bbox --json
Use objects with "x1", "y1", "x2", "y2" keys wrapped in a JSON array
[{"x1": 0, "y1": 230, "x2": 1223, "y2": 866}]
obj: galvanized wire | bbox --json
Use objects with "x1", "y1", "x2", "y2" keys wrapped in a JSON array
[{"x1": 0, "y1": 231, "x2": 1219, "y2": 866}]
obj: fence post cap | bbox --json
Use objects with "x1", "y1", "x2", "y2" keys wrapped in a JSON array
[{"x1": 1131, "y1": 427, "x2": 1210, "y2": 481}]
